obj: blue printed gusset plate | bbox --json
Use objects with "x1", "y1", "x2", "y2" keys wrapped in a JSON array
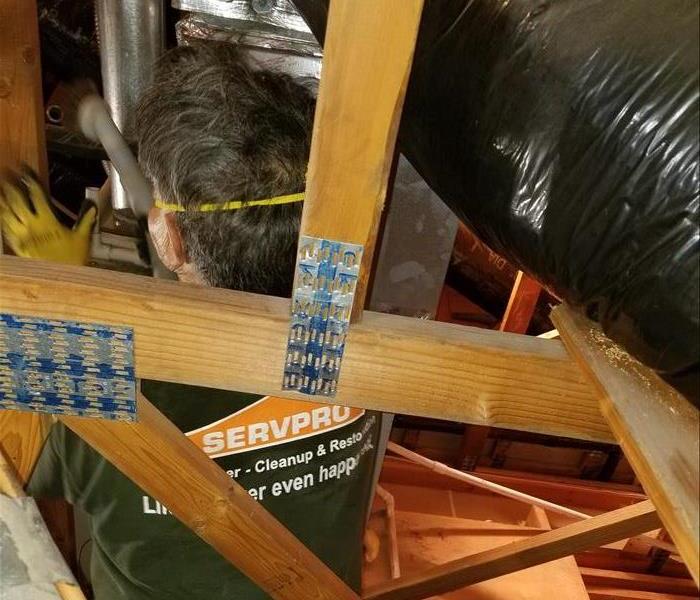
[
  {"x1": 282, "y1": 236, "x2": 363, "y2": 396},
  {"x1": 0, "y1": 313, "x2": 137, "y2": 420}
]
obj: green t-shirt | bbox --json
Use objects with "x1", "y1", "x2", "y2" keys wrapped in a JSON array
[{"x1": 28, "y1": 380, "x2": 379, "y2": 599}]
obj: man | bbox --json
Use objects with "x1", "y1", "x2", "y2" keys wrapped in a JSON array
[{"x1": 3, "y1": 41, "x2": 379, "y2": 599}]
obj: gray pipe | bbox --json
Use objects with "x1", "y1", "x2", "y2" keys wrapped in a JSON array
[
  {"x1": 78, "y1": 95, "x2": 153, "y2": 218},
  {"x1": 79, "y1": 95, "x2": 176, "y2": 279},
  {"x1": 95, "y1": 0, "x2": 164, "y2": 213}
]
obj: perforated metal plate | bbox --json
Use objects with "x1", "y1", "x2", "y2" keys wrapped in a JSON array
[
  {"x1": 0, "y1": 314, "x2": 136, "y2": 420},
  {"x1": 282, "y1": 236, "x2": 363, "y2": 396}
]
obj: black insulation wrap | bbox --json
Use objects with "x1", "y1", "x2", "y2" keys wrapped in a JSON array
[{"x1": 293, "y1": 0, "x2": 699, "y2": 399}]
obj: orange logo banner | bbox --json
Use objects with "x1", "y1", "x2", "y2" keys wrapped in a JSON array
[{"x1": 186, "y1": 396, "x2": 365, "y2": 458}]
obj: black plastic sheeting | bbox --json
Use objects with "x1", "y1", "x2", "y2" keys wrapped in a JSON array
[{"x1": 293, "y1": 0, "x2": 700, "y2": 400}]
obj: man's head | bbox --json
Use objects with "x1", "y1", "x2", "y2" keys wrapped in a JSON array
[{"x1": 136, "y1": 41, "x2": 315, "y2": 296}]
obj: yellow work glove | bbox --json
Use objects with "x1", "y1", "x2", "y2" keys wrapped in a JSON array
[{"x1": 0, "y1": 173, "x2": 96, "y2": 266}]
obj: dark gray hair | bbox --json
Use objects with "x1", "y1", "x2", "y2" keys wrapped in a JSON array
[{"x1": 135, "y1": 41, "x2": 314, "y2": 296}]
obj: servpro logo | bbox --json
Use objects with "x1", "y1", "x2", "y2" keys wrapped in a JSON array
[{"x1": 186, "y1": 396, "x2": 365, "y2": 459}]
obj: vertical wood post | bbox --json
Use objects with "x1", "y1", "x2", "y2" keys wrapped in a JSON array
[
  {"x1": 299, "y1": 0, "x2": 424, "y2": 321},
  {"x1": 0, "y1": 0, "x2": 48, "y2": 179},
  {"x1": 499, "y1": 271, "x2": 542, "y2": 334},
  {"x1": 0, "y1": 0, "x2": 51, "y2": 484}
]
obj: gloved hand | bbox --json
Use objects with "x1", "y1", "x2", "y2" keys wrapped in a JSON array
[{"x1": 0, "y1": 172, "x2": 96, "y2": 266}]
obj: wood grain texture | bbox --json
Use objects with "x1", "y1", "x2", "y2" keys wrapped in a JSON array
[
  {"x1": 386, "y1": 444, "x2": 672, "y2": 553},
  {"x1": 499, "y1": 271, "x2": 542, "y2": 334},
  {"x1": 301, "y1": 0, "x2": 423, "y2": 318},
  {"x1": 61, "y1": 391, "x2": 358, "y2": 600},
  {"x1": 579, "y1": 567, "x2": 699, "y2": 596},
  {"x1": 0, "y1": 445, "x2": 24, "y2": 497},
  {"x1": 380, "y1": 457, "x2": 648, "y2": 512},
  {"x1": 363, "y1": 500, "x2": 661, "y2": 600},
  {"x1": 0, "y1": 0, "x2": 51, "y2": 485},
  {"x1": 576, "y1": 548, "x2": 691, "y2": 580},
  {"x1": 380, "y1": 480, "x2": 540, "y2": 527},
  {"x1": 0, "y1": 256, "x2": 614, "y2": 442},
  {"x1": 552, "y1": 305, "x2": 700, "y2": 584},
  {"x1": 526, "y1": 504, "x2": 552, "y2": 529},
  {"x1": 0, "y1": 0, "x2": 48, "y2": 178},
  {"x1": 586, "y1": 588, "x2": 697, "y2": 600},
  {"x1": 0, "y1": 410, "x2": 51, "y2": 485}
]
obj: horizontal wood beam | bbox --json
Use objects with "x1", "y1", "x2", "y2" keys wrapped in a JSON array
[
  {"x1": 552, "y1": 305, "x2": 699, "y2": 585},
  {"x1": 586, "y1": 588, "x2": 694, "y2": 600},
  {"x1": 363, "y1": 500, "x2": 661, "y2": 600},
  {"x1": 0, "y1": 256, "x2": 614, "y2": 442},
  {"x1": 380, "y1": 456, "x2": 647, "y2": 511},
  {"x1": 579, "y1": 567, "x2": 699, "y2": 596},
  {"x1": 61, "y1": 391, "x2": 358, "y2": 600},
  {"x1": 387, "y1": 441, "x2": 592, "y2": 521}
]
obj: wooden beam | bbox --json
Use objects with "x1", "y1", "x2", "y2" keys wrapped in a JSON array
[
  {"x1": 60, "y1": 391, "x2": 359, "y2": 600},
  {"x1": 579, "y1": 567, "x2": 699, "y2": 596},
  {"x1": 457, "y1": 271, "x2": 543, "y2": 470},
  {"x1": 366, "y1": 510, "x2": 591, "y2": 600},
  {"x1": 300, "y1": 0, "x2": 423, "y2": 319},
  {"x1": 0, "y1": 0, "x2": 51, "y2": 485},
  {"x1": 0, "y1": 410, "x2": 51, "y2": 485},
  {"x1": 0, "y1": 0, "x2": 48, "y2": 179},
  {"x1": 0, "y1": 446, "x2": 24, "y2": 497},
  {"x1": 456, "y1": 423, "x2": 491, "y2": 470},
  {"x1": 586, "y1": 588, "x2": 696, "y2": 600},
  {"x1": 363, "y1": 500, "x2": 661, "y2": 600},
  {"x1": 380, "y1": 457, "x2": 648, "y2": 511},
  {"x1": 552, "y1": 305, "x2": 699, "y2": 584},
  {"x1": 388, "y1": 441, "x2": 592, "y2": 521},
  {"x1": 576, "y1": 548, "x2": 692, "y2": 579},
  {"x1": 499, "y1": 271, "x2": 542, "y2": 333},
  {"x1": 0, "y1": 256, "x2": 614, "y2": 442},
  {"x1": 387, "y1": 442, "x2": 671, "y2": 553}
]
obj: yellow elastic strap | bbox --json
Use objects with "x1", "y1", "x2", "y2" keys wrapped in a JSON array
[{"x1": 154, "y1": 192, "x2": 304, "y2": 213}]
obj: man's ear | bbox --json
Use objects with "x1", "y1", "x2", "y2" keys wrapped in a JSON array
[{"x1": 148, "y1": 206, "x2": 187, "y2": 272}]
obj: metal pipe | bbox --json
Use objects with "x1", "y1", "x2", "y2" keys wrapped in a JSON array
[
  {"x1": 95, "y1": 0, "x2": 164, "y2": 213},
  {"x1": 78, "y1": 95, "x2": 152, "y2": 218},
  {"x1": 79, "y1": 95, "x2": 176, "y2": 279}
]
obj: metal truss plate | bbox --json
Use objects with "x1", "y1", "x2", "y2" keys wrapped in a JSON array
[
  {"x1": 0, "y1": 314, "x2": 137, "y2": 420},
  {"x1": 282, "y1": 237, "x2": 362, "y2": 397}
]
